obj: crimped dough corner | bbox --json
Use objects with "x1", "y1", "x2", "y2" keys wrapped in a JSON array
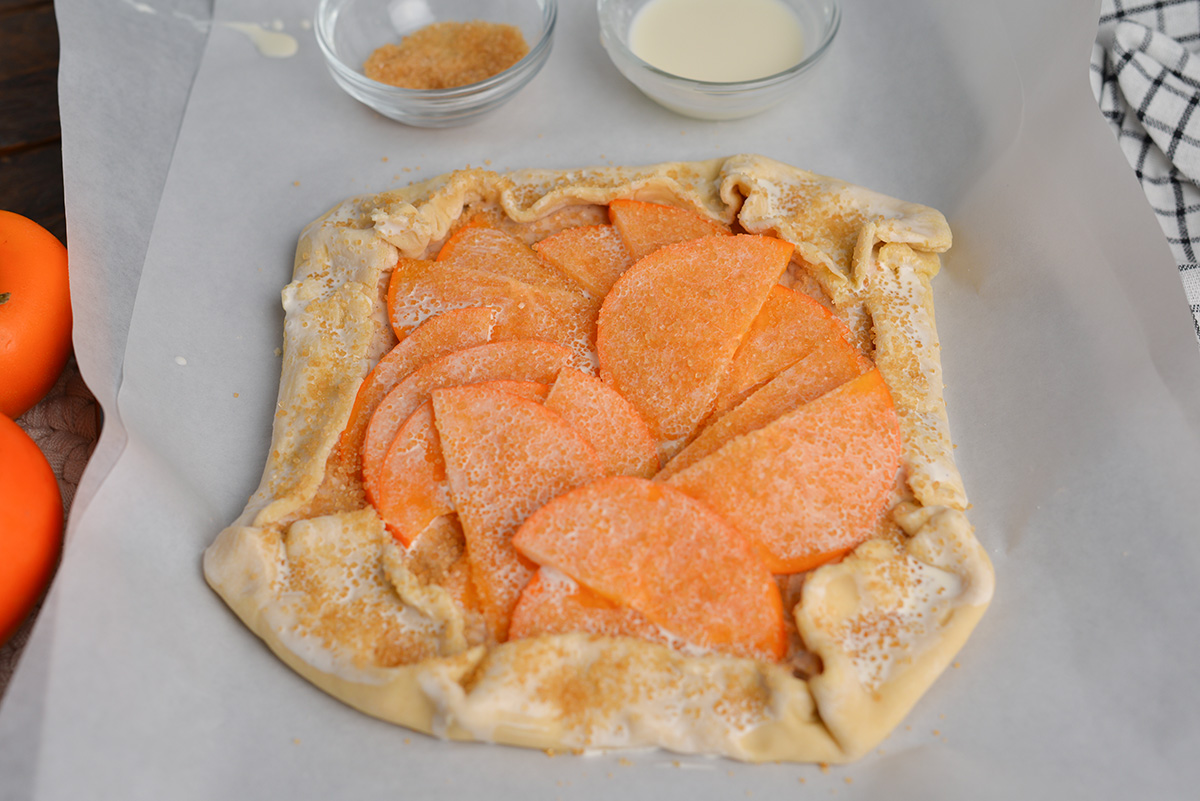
[{"x1": 204, "y1": 154, "x2": 993, "y2": 763}]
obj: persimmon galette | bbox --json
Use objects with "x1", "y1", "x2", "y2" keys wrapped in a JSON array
[{"x1": 204, "y1": 155, "x2": 993, "y2": 763}]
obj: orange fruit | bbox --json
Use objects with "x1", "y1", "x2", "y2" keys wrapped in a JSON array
[
  {"x1": 437, "y1": 224, "x2": 582, "y2": 294},
  {"x1": 532, "y1": 224, "x2": 634, "y2": 300},
  {"x1": 596, "y1": 234, "x2": 793, "y2": 458},
  {"x1": 0, "y1": 413, "x2": 62, "y2": 644},
  {"x1": 667, "y1": 369, "x2": 902, "y2": 574},
  {"x1": 361, "y1": 339, "x2": 577, "y2": 508},
  {"x1": 0, "y1": 211, "x2": 71, "y2": 418},
  {"x1": 544, "y1": 367, "x2": 659, "y2": 478},
  {"x1": 334, "y1": 307, "x2": 498, "y2": 479},
  {"x1": 374, "y1": 381, "x2": 549, "y2": 545},
  {"x1": 386, "y1": 258, "x2": 594, "y2": 369},
  {"x1": 711, "y1": 284, "x2": 859, "y2": 418},
  {"x1": 433, "y1": 384, "x2": 604, "y2": 640},
  {"x1": 509, "y1": 568, "x2": 666, "y2": 645},
  {"x1": 658, "y1": 339, "x2": 872, "y2": 480},
  {"x1": 356, "y1": 216, "x2": 904, "y2": 660},
  {"x1": 373, "y1": 401, "x2": 452, "y2": 546},
  {"x1": 513, "y1": 476, "x2": 785, "y2": 661},
  {"x1": 607, "y1": 199, "x2": 730, "y2": 261}
]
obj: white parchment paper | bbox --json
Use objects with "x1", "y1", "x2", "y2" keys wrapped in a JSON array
[{"x1": 3, "y1": 0, "x2": 1199, "y2": 797}]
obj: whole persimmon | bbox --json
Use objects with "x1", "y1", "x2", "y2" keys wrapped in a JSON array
[
  {"x1": 0, "y1": 211, "x2": 72, "y2": 419},
  {"x1": 0, "y1": 413, "x2": 63, "y2": 645}
]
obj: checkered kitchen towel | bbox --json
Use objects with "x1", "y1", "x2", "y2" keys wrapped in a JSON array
[{"x1": 1092, "y1": 0, "x2": 1200, "y2": 345}]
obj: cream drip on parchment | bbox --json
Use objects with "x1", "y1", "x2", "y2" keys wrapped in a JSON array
[{"x1": 120, "y1": 0, "x2": 300, "y2": 58}]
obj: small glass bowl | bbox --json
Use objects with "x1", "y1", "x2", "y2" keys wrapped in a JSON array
[
  {"x1": 315, "y1": 0, "x2": 557, "y2": 127},
  {"x1": 597, "y1": 0, "x2": 839, "y2": 121}
]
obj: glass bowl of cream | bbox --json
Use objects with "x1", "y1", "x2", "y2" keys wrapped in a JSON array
[
  {"x1": 315, "y1": 0, "x2": 557, "y2": 127},
  {"x1": 597, "y1": 0, "x2": 839, "y2": 120}
]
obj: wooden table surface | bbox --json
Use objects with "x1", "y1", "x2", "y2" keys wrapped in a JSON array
[{"x1": 1, "y1": 0, "x2": 65, "y2": 242}]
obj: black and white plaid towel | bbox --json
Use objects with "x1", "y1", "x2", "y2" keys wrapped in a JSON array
[{"x1": 1092, "y1": 0, "x2": 1200, "y2": 345}]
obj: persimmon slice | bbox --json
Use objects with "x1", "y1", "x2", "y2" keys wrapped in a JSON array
[
  {"x1": 375, "y1": 401, "x2": 449, "y2": 546},
  {"x1": 333, "y1": 307, "x2": 498, "y2": 478},
  {"x1": 596, "y1": 234, "x2": 794, "y2": 458},
  {"x1": 512, "y1": 476, "x2": 786, "y2": 661},
  {"x1": 544, "y1": 367, "x2": 659, "y2": 478},
  {"x1": 509, "y1": 568, "x2": 667, "y2": 645},
  {"x1": 386, "y1": 259, "x2": 594, "y2": 368},
  {"x1": 532, "y1": 224, "x2": 634, "y2": 300},
  {"x1": 374, "y1": 381, "x2": 549, "y2": 545},
  {"x1": 437, "y1": 224, "x2": 582, "y2": 294},
  {"x1": 711, "y1": 285, "x2": 860, "y2": 419},
  {"x1": 433, "y1": 385, "x2": 604, "y2": 641},
  {"x1": 666, "y1": 369, "x2": 902, "y2": 575},
  {"x1": 608, "y1": 198, "x2": 730, "y2": 261},
  {"x1": 658, "y1": 340, "x2": 872, "y2": 480},
  {"x1": 362, "y1": 339, "x2": 577, "y2": 507}
]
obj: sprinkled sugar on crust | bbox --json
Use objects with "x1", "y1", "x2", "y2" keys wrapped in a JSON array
[{"x1": 203, "y1": 155, "x2": 993, "y2": 763}]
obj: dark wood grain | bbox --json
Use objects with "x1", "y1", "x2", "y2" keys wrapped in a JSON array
[
  {"x1": 0, "y1": 67, "x2": 61, "y2": 149},
  {"x1": 0, "y1": 143, "x2": 66, "y2": 241},
  {"x1": 0, "y1": 0, "x2": 64, "y2": 244},
  {"x1": 0, "y1": 3, "x2": 58, "y2": 79}
]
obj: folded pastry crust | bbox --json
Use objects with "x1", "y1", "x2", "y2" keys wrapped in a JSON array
[{"x1": 203, "y1": 154, "x2": 993, "y2": 763}]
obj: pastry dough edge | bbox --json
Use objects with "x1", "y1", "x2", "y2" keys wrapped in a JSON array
[{"x1": 203, "y1": 155, "x2": 991, "y2": 764}]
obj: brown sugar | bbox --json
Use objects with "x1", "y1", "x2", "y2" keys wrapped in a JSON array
[{"x1": 364, "y1": 21, "x2": 529, "y2": 89}]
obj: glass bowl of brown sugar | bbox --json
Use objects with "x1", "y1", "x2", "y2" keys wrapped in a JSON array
[{"x1": 316, "y1": 0, "x2": 557, "y2": 127}]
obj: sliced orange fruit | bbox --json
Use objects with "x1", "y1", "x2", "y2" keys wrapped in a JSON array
[
  {"x1": 374, "y1": 381, "x2": 549, "y2": 545},
  {"x1": 433, "y1": 384, "x2": 605, "y2": 641},
  {"x1": 711, "y1": 284, "x2": 859, "y2": 418},
  {"x1": 374, "y1": 401, "x2": 450, "y2": 546},
  {"x1": 437, "y1": 224, "x2": 582, "y2": 294},
  {"x1": 354, "y1": 217, "x2": 901, "y2": 660},
  {"x1": 608, "y1": 198, "x2": 730, "y2": 261},
  {"x1": 362, "y1": 339, "x2": 577, "y2": 507},
  {"x1": 596, "y1": 234, "x2": 794, "y2": 458},
  {"x1": 386, "y1": 258, "x2": 594, "y2": 368},
  {"x1": 532, "y1": 224, "x2": 635, "y2": 301},
  {"x1": 333, "y1": 307, "x2": 498, "y2": 479},
  {"x1": 509, "y1": 568, "x2": 667, "y2": 645},
  {"x1": 666, "y1": 369, "x2": 902, "y2": 575},
  {"x1": 512, "y1": 476, "x2": 786, "y2": 661},
  {"x1": 658, "y1": 340, "x2": 872, "y2": 480},
  {"x1": 544, "y1": 367, "x2": 659, "y2": 478}
]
